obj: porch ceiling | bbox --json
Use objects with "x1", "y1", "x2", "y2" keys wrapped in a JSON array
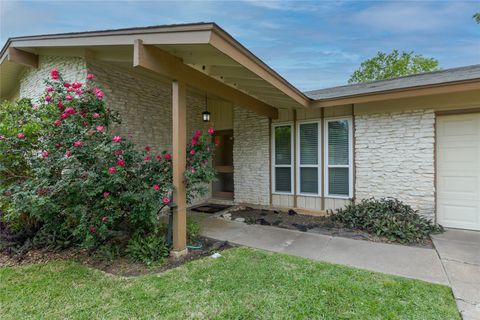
[{"x1": 0, "y1": 23, "x2": 310, "y2": 111}]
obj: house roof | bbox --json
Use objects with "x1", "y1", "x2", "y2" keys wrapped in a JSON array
[
  {"x1": 1, "y1": 23, "x2": 479, "y2": 109},
  {"x1": 305, "y1": 65, "x2": 480, "y2": 100}
]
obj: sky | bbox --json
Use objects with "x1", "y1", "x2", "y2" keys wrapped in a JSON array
[{"x1": 1, "y1": 0, "x2": 479, "y2": 91}]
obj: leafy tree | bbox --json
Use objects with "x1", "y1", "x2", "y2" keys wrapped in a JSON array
[
  {"x1": 348, "y1": 50, "x2": 439, "y2": 84},
  {"x1": 474, "y1": 13, "x2": 480, "y2": 23}
]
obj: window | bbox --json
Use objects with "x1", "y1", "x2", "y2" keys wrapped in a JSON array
[
  {"x1": 297, "y1": 121, "x2": 321, "y2": 195},
  {"x1": 272, "y1": 123, "x2": 293, "y2": 194},
  {"x1": 325, "y1": 118, "x2": 353, "y2": 198}
]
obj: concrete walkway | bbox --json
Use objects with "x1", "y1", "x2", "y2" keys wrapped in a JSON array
[
  {"x1": 432, "y1": 229, "x2": 480, "y2": 320},
  {"x1": 200, "y1": 216, "x2": 449, "y2": 285}
]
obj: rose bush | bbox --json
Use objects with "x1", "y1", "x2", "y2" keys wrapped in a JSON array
[{"x1": 0, "y1": 69, "x2": 216, "y2": 249}]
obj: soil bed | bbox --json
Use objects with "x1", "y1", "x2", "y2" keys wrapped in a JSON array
[
  {"x1": 0, "y1": 237, "x2": 232, "y2": 276},
  {"x1": 229, "y1": 208, "x2": 433, "y2": 248}
]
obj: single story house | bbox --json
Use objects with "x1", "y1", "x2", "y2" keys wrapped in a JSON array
[{"x1": 1, "y1": 23, "x2": 479, "y2": 251}]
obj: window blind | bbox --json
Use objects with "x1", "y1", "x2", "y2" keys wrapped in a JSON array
[
  {"x1": 328, "y1": 120, "x2": 349, "y2": 166},
  {"x1": 275, "y1": 126, "x2": 291, "y2": 165},
  {"x1": 299, "y1": 123, "x2": 318, "y2": 165}
]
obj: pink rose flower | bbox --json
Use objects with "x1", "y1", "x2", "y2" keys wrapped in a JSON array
[
  {"x1": 51, "y1": 68, "x2": 59, "y2": 80},
  {"x1": 163, "y1": 197, "x2": 170, "y2": 205},
  {"x1": 153, "y1": 184, "x2": 160, "y2": 190},
  {"x1": 108, "y1": 167, "x2": 116, "y2": 174},
  {"x1": 164, "y1": 153, "x2": 172, "y2": 160},
  {"x1": 208, "y1": 127, "x2": 215, "y2": 135},
  {"x1": 67, "y1": 87, "x2": 73, "y2": 92},
  {"x1": 190, "y1": 149, "x2": 195, "y2": 155},
  {"x1": 61, "y1": 113, "x2": 69, "y2": 119},
  {"x1": 65, "y1": 95, "x2": 73, "y2": 101},
  {"x1": 65, "y1": 150, "x2": 72, "y2": 157},
  {"x1": 45, "y1": 95, "x2": 52, "y2": 102},
  {"x1": 54, "y1": 120, "x2": 61, "y2": 127},
  {"x1": 191, "y1": 168, "x2": 195, "y2": 174},
  {"x1": 75, "y1": 89, "x2": 84, "y2": 95},
  {"x1": 117, "y1": 159, "x2": 125, "y2": 167},
  {"x1": 17, "y1": 133, "x2": 25, "y2": 139},
  {"x1": 87, "y1": 73, "x2": 95, "y2": 79},
  {"x1": 112, "y1": 136, "x2": 122, "y2": 143},
  {"x1": 96, "y1": 126, "x2": 104, "y2": 132},
  {"x1": 55, "y1": 143, "x2": 62, "y2": 149},
  {"x1": 42, "y1": 151, "x2": 49, "y2": 158},
  {"x1": 65, "y1": 107, "x2": 75, "y2": 114},
  {"x1": 72, "y1": 82, "x2": 82, "y2": 89},
  {"x1": 101, "y1": 216, "x2": 108, "y2": 222},
  {"x1": 94, "y1": 88, "x2": 104, "y2": 99},
  {"x1": 73, "y1": 140, "x2": 83, "y2": 147},
  {"x1": 113, "y1": 149, "x2": 123, "y2": 156},
  {"x1": 191, "y1": 139, "x2": 198, "y2": 146},
  {"x1": 195, "y1": 130, "x2": 202, "y2": 136},
  {"x1": 103, "y1": 192, "x2": 110, "y2": 198},
  {"x1": 92, "y1": 113, "x2": 100, "y2": 118}
]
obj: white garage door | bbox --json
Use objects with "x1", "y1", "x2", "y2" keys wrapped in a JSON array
[{"x1": 437, "y1": 113, "x2": 480, "y2": 230}]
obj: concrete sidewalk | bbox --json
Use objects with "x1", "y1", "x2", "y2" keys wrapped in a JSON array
[
  {"x1": 200, "y1": 216, "x2": 449, "y2": 285},
  {"x1": 432, "y1": 229, "x2": 480, "y2": 320}
]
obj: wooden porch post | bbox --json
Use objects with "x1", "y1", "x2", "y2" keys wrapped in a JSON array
[{"x1": 171, "y1": 80, "x2": 187, "y2": 257}]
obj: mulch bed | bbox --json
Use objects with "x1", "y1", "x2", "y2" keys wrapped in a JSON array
[
  {"x1": 228, "y1": 208, "x2": 434, "y2": 248},
  {"x1": 0, "y1": 237, "x2": 233, "y2": 276}
]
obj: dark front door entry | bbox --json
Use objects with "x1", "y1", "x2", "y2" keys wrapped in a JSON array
[{"x1": 212, "y1": 129, "x2": 234, "y2": 199}]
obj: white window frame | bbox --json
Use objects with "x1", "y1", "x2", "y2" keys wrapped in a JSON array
[
  {"x1": 271, "y1": 122, "x2": 294, "y2": 195},
  {"x1": 324, "y1": 117, "x2": 353, "y2": 199},
  {"x1": 296, "y1": 120, "x2": 322, "y2": 197}
]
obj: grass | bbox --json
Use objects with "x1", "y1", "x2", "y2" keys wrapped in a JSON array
[{"x1": 0, "y1": 247, "x2": 459, "y2": 319}]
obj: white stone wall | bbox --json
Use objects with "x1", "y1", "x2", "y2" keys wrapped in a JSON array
[
  {"x1": 20, "y1": 56, "x2": 87, "y2": 103},
  {"x1": 233, "y1": 106, "x2": 270, "y2": 205},
  {"x1": 355, "y1": 109, "x2": 435, "y2": 219}
]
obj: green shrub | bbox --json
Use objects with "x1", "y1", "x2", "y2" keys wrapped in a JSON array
[
  {"x1": 330, "y1": 198, "x2": 443, "y2": 243},
  {"x1": 187, "y1": 219, "x2": 200, "y2": 242},
  {"x1": 0, "y1": 69, "x2": 217, "y2": 250},
  {"x1": 126, "y1": 234, "x2": 169, "y2": 265}
]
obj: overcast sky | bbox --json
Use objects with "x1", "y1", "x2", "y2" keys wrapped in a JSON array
[{"x1": 1, "y1": 0, "x2": 479, "y2": 91}]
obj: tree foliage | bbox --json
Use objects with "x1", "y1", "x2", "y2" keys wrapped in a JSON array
[
  {"x1": 348, "y1": 50, "x2": 439, "y2": 84},
  {"x1": 474, "y1": 13, "x2": 480, "y2": 24}
]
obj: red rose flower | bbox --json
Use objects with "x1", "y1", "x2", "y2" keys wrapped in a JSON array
[
  {"x1": 108, "y1": 167, "x2": 116, "y2": 174},
  {"x1": 117, "y1": 159, "x2": 125, "y2": 167},
  {"x1": 112, "y1": 136, "x2": 122, "y2": 143},
  {"x1": 87, "y1": 73, "x2": 95, "y2": 79},
  {"x1": 47, "y1": 87, "x2": 54, "y2": 92},
  {"x1": 144, "y1": 155, "x2": 151, "y2": 161},
  {"x1": 208, "y1": 127, "x2": 215, "y2": 135},
  {"x1": 103, "y1": 192, "x2": 110, "y2": 198},
  {"x1": 57, "y1": 102, "x2": 64, "y2": 109},
  {"x1": 45, "y1": 95, "x2": 52, "y2": 102},
  {"x1": 65, "y1": 95, "x2": 73, "y2": 101},
  {"x1": 65, "y1": 150, "x2": 72, "y2": 157},
  {"x1": 153, "y1": 184, "x2": 160, "y2": 190},
  {"x1": 144, "y1": 145, "x2": 150, "y2": 152},
  {"x1": 50, "y1": 68, "x2": 59, "y2": 80},
  {"x1": 42, "y1": 151, "x2": 49, "y2": 158},
  {"x1": 73, "y1": 141, "x2": 84, "y2": 147},
  {"x1": 164, "y1": 153, "x2": 172, "y2": 160},
  {"x1": 191, "y1": 139, "x2": 198, "y2": 146},
  {"x1": 17, "y1": 133, "x2": 25, "y2": 139},
  {"x1": 163, "y1": 197, "x2": 170, "y2": 205},
  {"x1": 54, "y1": 120, "x2": 61, "y2": 127},
  {"x1": 89, "y1": 226, "x2": 96, "y2": 233},
  {"x1": 190, "y1": 149, "x2": 195, "y2": 156},
  {"x1": 156, "y1": 154, "x2": 162, "y2": 160}
]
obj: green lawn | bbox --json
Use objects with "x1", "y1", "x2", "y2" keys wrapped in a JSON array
[{"x1": 0, "y1": 247, "x2": 459, "y2": 319}]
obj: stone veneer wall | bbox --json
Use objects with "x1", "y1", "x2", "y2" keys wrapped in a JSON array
[
  {"x1": 19, "y1": 55, "x2": 210, "y2": 203},
  {"x1": 355, "y1": 109, "x2": 435, "y2": 219},
  {"x1": 233, "y1": 106, "x2": 270, "y2": 205}
]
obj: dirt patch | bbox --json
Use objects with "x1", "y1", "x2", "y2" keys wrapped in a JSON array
[
  {"x1": 0, "y1": 237, "x2": 233, "y2": 276},
  {"x1": 229, "y1": 208, "x2": 433, "y2": 248}
]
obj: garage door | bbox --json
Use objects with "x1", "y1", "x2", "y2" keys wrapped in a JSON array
[{"x1": 437, "y1": 113, "x2": 480, "y2": 230}]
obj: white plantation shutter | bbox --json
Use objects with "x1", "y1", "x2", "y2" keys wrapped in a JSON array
[
  {"x1": 328, "y1": 120, "x2": 349, "y2": 165},
  {"x1": 300, "y1": 123, "x2": 318, "y2": 165},
  {"x1": 298, "y1": 122, "x2": 320, "y2": 195},
  {"x1": 273, "y1": 124, "x2": 293, "y2": 193},
  {"x1": 326, "y1": 118, "x2": 352, "y2": 197}
]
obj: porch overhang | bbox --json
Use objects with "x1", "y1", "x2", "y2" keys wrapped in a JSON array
[{"x1": 0, "y1": 22, "x2": 311, "y2": 114}]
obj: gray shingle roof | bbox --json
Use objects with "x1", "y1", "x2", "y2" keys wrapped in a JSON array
[{"x1": 304, "y1": 65, "x2": 480, "y2": 100}]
